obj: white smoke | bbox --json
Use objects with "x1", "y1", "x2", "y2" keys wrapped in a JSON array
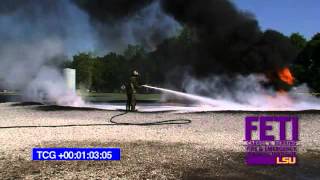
[
  {"x1": 0, "y1": 38, "x2": 84, "y2": 106},
  {"x1": 24, "y1": 66, "x2": 84, "y2": 106},
  {"x1": 0, "y1": 0, "x2": 180, "y2": 106},
  {"x1": 0, "y1": 39, "x2": 63, "y2": 90},
  {"x1": 0, "y1": 0, "x2": 92, "y2": 105},
  {"x1": 178, "y1": 74, "x2": 320, "y2": 111},
  {"x1": 124, "y1": 1, "x2": 180, "y2": 50},
  {"x1": 93, "y1": 1, "x2": 180, "y2": 54}
]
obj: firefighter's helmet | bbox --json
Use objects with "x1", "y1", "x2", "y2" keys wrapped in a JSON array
[{"x1": 132, "y1": 70, "x2": 139, "y2": 76}]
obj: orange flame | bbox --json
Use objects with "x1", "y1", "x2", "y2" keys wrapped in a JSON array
[{"x1": 278, "y1": 67, "x2": 294, "y2": 85}]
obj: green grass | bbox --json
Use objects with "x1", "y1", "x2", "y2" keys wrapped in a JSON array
[
  {"x1": 0, "y1": 92, "x2": 161, "y2": 102},
  {"x1": 2, "y1": 91, "x2": 319, "y2": 103},
  {"x1": 0, "y1": 92, "x2": 18, "y2": 95},
  {"x1": 78, "y1": 92, "x2": 161, "y2": 102}
]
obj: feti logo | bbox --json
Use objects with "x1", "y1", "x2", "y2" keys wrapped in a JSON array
[
  {"x1": 244, "y1": 116, "x2": 299, "y2": 166},
  {"x1": 276, "y1": 157, "x2": 296, "y2": 165},
  {"x1": 245, "y1": 116, "x2": 299, "y2": 141}
]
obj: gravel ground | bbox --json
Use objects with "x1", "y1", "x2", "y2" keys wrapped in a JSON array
[{"x1": 0, "y1": 102, "x2": 320, "y2": 179}]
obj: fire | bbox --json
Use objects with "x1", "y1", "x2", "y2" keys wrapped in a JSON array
[
  {"x1": 278, "y1": 67, "x2": 294, "y2": 85},
  {"x1": 263, "y1": 67, "x2": 295, "y2": 107}
]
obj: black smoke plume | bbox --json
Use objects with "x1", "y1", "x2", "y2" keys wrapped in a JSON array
[
  {"x1": 159, "y1": 0, "x2": 298, "y2": 77},
  {"x1": 74, "y1": 0, "x2": 298, "y2": 78},
  {"x1": 73, "y1": 0, "x2": 154, "y2": 23},
  {"x1": 0, "y1": 0, "x2": 299, "y2": 93},
  {"x1": 73, "y1": 0, "x2": 178, "y2": 52}
]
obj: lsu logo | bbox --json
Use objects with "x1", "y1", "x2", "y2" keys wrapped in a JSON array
[{"x1": 276, "y1": 157, "x2": 296, "y2": 165}]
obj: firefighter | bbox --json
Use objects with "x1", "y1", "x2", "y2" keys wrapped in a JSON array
[{"x1": 125, "y1": 70, "x2": 140, "y2": 111}]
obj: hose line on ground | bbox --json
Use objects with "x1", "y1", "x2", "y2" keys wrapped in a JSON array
[
  {"x1": 0, "y1": 111, "x2": 191, "y2": 129},
  {"x1": 109, "y1": 111, "x2": 192, "y2": 125}
]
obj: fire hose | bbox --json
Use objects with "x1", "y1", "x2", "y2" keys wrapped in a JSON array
[
  {"x1": 109, "y1": 111, "x2": 191, "y2": 125},
  {"x1": 0, "y1": 111, "x2": 191, "y2": 129}
]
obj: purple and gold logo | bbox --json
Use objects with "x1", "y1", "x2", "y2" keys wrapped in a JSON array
[{"x1": 244, "y1": 116, "x2": 299, "y2": 165}]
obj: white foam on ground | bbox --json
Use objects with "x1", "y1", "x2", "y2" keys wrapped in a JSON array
[
  {"x1": 82, "y1": 85, "x2": 320, "y2": 113},
  {"x1": 87, "y1": 102, "x2": 320, "y2": 113}
]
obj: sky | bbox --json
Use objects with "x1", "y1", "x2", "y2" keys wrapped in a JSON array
[{"x1": 232, "y1": 0, "x2": 319, "y2": 39}]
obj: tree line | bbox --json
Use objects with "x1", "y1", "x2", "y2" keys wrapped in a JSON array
[
  {"x1": 65, "y1": 29, "x2": 320, "y2": 93},
  {"x1": 65, "y1": 45, "x2": 158, "y2": 92}
]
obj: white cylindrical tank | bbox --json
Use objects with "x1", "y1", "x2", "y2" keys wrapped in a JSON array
[{"x1": 64, "y1": 68, "x2": 76, "y2": 92}]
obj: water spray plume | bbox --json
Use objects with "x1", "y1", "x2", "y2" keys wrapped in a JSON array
[
  {"x1": 143, "y1": 85, "x2": 219, "y2": 105},
  {"x1": 278, "y1": 67, "x2": 294, "y2": 85},
  {"x1": 142, "y1": 84, "x2": 250, "y2": 110},
  {"x1": 141, "y1": 83, "x2": 320, "y2": 112}
]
